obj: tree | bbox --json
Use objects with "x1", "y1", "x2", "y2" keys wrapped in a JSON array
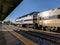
[{"x1": 4, "y1": 20, "x2": 12, "y2": 25}]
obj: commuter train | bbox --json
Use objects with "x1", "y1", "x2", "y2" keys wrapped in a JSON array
[{"x1": 16, "y1": 8, "x2": 60, "y2": 32}]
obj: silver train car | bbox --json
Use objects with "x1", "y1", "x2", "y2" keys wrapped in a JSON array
[
  {"x1": 15, "y1": 8, "x2": 60, "y2": 32},
  {"x1": 37, "y1": 8, "x2": 60, "y2": 32}
]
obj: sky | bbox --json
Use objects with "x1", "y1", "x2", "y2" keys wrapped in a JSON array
[{"x1": 4, "y1": 0, "x2": 60, "y2": 22}]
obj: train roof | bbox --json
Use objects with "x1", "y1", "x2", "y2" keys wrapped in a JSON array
[
  {"x1": 16, "y1": 12, "x2": 39, "y2": 19},
  {"x1": 37, "y1": 7, "x2": 60, "y2": 14}
]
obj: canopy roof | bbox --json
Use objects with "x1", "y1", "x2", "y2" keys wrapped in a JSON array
[{"x1": 0, "y1": 0, "x2": 22, "y2": 21}]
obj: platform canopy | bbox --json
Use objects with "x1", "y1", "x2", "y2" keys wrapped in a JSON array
[{"x1": 0, "y1": 0, "x2": 22, "y2": 21}]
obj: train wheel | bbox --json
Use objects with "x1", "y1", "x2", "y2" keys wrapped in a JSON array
[
  {"x1": 53, "y1": 27, "x2": 57, "y2": 32},
  {"x1": 50, "y1": 27, "x2": 54, "y2": 32},
  {"x1": 50, "y1": 27, "x2": 57, "y2": 32},
  {"x1": 45, "y1": 27, "x2": 51, "y2": 31}
]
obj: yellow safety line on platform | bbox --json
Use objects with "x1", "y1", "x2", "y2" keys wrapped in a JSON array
[{"x1": 9, "y1": 31, "x2": 38, "y2": 45}]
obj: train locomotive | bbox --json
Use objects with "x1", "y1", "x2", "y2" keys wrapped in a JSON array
[
  {"x1": 15, "y1": 12, "x2": 38, "y2": 28},
  {"x1": 15, "y1": 8, "x2": 60, "y2": 32}
]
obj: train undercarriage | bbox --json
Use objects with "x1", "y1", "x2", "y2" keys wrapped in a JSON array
[
  {"x1": 16, "y1": 25, "x2": 60, "y2": 33},
  {"x1": 18, "y1": 23, "x2": 60, "y2": 33}
]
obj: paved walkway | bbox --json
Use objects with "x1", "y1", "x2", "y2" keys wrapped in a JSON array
[
  {"x1": 0, "y1": 24, "x2": 25, "y2": 45},
  {"x1": 0, "y1": 31, "x2": 7, "y2": 45}
]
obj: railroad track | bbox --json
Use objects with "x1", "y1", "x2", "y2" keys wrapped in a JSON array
[
  {"x1": 14, "y1": 27, "x2": 60, "y2": 38},
  {"x1": 26, "y1": 31, "x2": 60, "y2": 43},
  {"x1": 14, "y1": 30, "x2": 60, "y2": 45}
]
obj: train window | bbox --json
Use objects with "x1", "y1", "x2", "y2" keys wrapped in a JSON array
[
  {"x1": 58, "y1": 15, "x2": 60, "y2": 18},
  {"x1": 41, "y1": 17, "x2": 48, "y2": 20},
  {"x1": 49, "y1": 15, "x2": 57, "y2": 18},
  {"x1": 40, "y1": 15, "x2": 57, "y2": 20}
]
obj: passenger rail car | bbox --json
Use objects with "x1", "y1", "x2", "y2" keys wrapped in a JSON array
[{"x1": 37, "y1": 8, "x2": 60, "y2": 32}]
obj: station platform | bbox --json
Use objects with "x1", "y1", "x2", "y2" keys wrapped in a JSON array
[
  {"x1": 0, "y1": 24, "x2": 25, "y2": 45},
  {"x1": 0, "y1": 24, "x2": 38, "y2": 45},
  {"x1": 0, "y1": 31, "x2": 25, "y2": 45}
]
